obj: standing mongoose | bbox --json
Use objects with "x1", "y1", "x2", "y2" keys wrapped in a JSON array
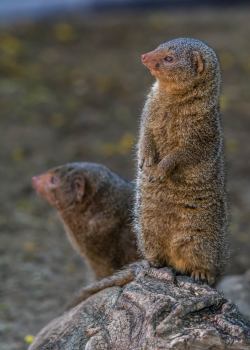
[
  {"x1": 32, "y1": 162, "x2": 139, "y2": 279},
  {"x1": 135, "y1": 38, "x2": 228, "y2": 284}
]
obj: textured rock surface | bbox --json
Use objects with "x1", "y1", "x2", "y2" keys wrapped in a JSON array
[
  {"x1": 218, "y1": 270, "x2": 250, "y2": 321},
  {"x1": 29, "y1": 266, "x2": 250, "y2": 350}
]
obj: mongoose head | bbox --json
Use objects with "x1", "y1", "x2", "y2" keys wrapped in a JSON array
[
  {"x1": 32, "y1": 162, "x2": 114, "y2": 213},
  {"x1": 141, "y1": 37, "x2": 220, "y2": 93}
]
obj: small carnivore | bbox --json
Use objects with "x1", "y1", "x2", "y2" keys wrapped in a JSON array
[
  {"x1": 32, "y1": 162, "x2": 139, "y2": 279},
  {"x1": 135, "y1": 38, "x2": 228, "y2": 284}
]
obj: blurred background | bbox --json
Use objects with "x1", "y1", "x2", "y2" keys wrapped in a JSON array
[{"x1": 0, "y1": 1, "x2": 250, "y2": 349}]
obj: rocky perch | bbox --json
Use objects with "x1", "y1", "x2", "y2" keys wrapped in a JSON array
[{"x1": 29, "y1": 262, "x2": 250, "y2": 350}]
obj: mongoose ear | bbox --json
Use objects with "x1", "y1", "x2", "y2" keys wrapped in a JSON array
[
  {"x1": 73, "y1": 177, "x2": 85, "y2": 202},
  {"x1": 193, "y1": 51, "x2": 205, "y2": 74}
]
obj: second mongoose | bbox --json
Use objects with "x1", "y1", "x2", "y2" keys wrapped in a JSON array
[
  {"x1": 135, "y1": 38, "x2": 228, "y2": 284},
  {"x1": 32, "y1": 162, "x2": 139, "y2": 279}
]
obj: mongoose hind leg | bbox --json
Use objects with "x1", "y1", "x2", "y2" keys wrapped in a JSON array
[
  {"x1": 170, "y1": 235, "x2": 217, "y2": 286},
  {"x1": 142, "y1": 231, "x2": 167, "y2": 269},
  {"x1": 148, "y1": 259, "x2": 165, "y2": 268},
  {"x1": 144, "y1": 249, "x2": 168, "y2": 269}
]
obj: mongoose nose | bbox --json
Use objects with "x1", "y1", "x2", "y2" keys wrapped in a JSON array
[
  {"x1": 32, "y1": 173, "x2": 56, "y2": 194},
  {"x1": 141, "y1": 54, "x2": 148, "y2": 63},
  {"x1": 32, "y1": 176, "x2": 39, "y2": 190},
  {"x1": 141, "y1": 52, "x2": 160, "y2": 71}
]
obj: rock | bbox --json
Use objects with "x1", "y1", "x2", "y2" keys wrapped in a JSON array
[
  {"x1": 29, "y1": 264, "x2": 250, "y2": 350},
  {"x1": 218, "y1": 270, "x2": 250, "y2": 321}
]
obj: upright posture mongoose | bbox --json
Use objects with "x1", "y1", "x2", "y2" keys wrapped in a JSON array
[
  {"x1": 136, "y1": 38, "x2": 227, "y2": 284},
  {"x1": 32, "y1": 162, "x2": 139, "y2": 279}
]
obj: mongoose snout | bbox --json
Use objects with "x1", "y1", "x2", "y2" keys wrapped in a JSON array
[
  {"x1": 32, "y1": 173, "x2": 60, "y2": 206},
  {"x1": 141, "y1": 50, "x2": 164, "y2": 73}
]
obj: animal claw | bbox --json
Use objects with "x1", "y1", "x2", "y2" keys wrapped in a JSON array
[
  {"x1": 139, "y1": 158, "x2": 145, "y2": 169},
  {"x1": 191, "y1": 270, "x2": 215, "y2": 285},
  {"x1": 145, "y1": 156, "x2": 154, "y2": 167}
]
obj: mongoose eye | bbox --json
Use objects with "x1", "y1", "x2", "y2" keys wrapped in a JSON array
[
  {"x1": 51, "y1": 176, "x2": 56, "y2": 184},
  {"x1": 51, "y1": 175, "x2": 60, "y2": 185},
  {"x1": 74, "y1": 179, "x2": 82, "y2": 190},
  {"x1": 49, "y1": 174, "x2": 60, "y2": 189},
  {"x1": 164, "y1": 56, "x2": 174, "y2": 63}
]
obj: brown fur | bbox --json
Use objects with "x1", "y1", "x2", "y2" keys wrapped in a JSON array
[
  {"x1": 135, "y1": 38, "x2": 228, "y2": 284},
  {"x1": 32, "y1": 162, "x2": 139, "y2": 279}
]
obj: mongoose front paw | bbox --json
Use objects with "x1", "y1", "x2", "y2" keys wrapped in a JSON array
[
  {"x1": 147, "y1": 157, "x2": 175, "y2": 182},
  {"x1": 145, "y1": 155, "x2": 155, "y2": 167},
  {"x1": 147, "y1": 165, "x2": 167, "y2": 183},
  {"x1": 191, "y1": 269, "x2": 215, "y2": 285},
  {"x1": 139, "y1": 155, "x2": 156, "y2": 170},
  {"x1": 158, "y1": 157, "x2": 175, "y2": 175}
]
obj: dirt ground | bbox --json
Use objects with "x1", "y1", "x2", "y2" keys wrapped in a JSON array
[{"x1": 1, "y1": 7, "x2": 250, "y2": 350}]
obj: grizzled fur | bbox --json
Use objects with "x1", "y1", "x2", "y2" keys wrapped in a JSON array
[
  {"x1": 32, "y1": 162, "x2": 139, "y2": 279},
  {"x1": 135, "y1": 38, "x2": 228, "y2": 284}
]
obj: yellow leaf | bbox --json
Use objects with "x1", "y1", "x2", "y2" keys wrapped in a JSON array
[
  {"x1": 118, "y1": 133, "x2": 134, "y2": 155},
  {"x1": 0, "y1": 34, "x2": 22, "y2": 57},
  {"x1": 23, "y1": 241, "x2": 38, "y2": 254},
  {"x1": 226, "y1": 138, "x2": 238, "y2": 154},
  {"x1": 24, "y1": 335, "x2": 34, "y2": 344},
  {"x1": 54, "y1": 23, "x2": 75, "y2": 43},
  {"x1": 101, "y1": 133, "x2": 134, "y2": 156},
  {"x1": 12, "y1": 147, "x2": 25, "y2": 162},
  {"x1": 220, "y1": 95, "x2": 229, "y2": 111},
  {"x1": 50, "y1": 113, "x2": 65, "y2": 128},
  {"x1": 219, "y1": 51, "x2": 234, "y2": 70}
]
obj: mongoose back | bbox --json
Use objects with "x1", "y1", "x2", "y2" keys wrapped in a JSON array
[
  {"x1": 135, "y1": 38, "x2": 228, "y2": 284},
  {"x1": 32, "y1": 162, "x2": 139, "y2": 279}
]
